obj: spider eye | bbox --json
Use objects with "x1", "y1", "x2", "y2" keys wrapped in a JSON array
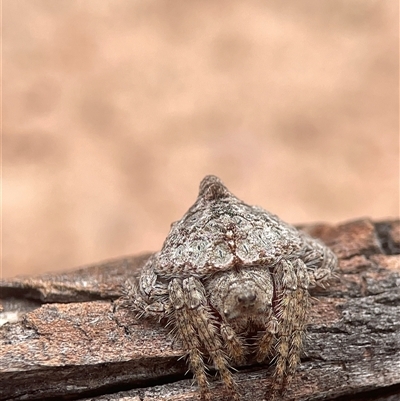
[{"x1": 237, "y1": 292, "x2": 257, "y2": 304}]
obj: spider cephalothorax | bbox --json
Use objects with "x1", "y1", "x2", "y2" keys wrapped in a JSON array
[{"x1": 120, "y1": 175, "x2": 337, "y2": 400}]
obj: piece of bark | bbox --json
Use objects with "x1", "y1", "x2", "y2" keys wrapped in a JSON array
[{"x1": 0, "y1": 218, "x2": 399, "y2": 401}]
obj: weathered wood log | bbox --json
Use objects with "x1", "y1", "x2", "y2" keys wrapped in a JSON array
[{"x1": 0, "y1": 218, "x2": 399, "y2": 401}]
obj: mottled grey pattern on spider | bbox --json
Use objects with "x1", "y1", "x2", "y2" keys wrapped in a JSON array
[{"x1": 118, "y1": 175, "x2": 337, "y2": 401}]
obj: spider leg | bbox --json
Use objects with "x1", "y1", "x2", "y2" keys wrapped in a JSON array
[
  {"x1": 116, "y1": 254, "x2": 170, "y2": 319},
  {"x1": 183, "y1": 277, "x2": 240, "y2": 400},
  {"x1": 169, "y1": 278, "x2": 210, "y2": 400},
  {"x1": 256, "y1": 311, "x2": 278, "y2": 363},
  {"x1": 302, "y1": 237, "x2": 337, "y2": 286},
  {"x1": 272, "y1": 259, "x2": 310, "y2": 398},
  {"x1": 169, "y1": 277, "x2": 239, "y2": 401},
  {"x1": 207, "y1": 269, "x2": 246, "y2": 365},
  {"x1": 114, "y1": 279, "x2": 163, "y2": 317},
  {"x1": 285, "y1": 259, "x2": 310, "y2": 385},
  {"x1": 116, "y1": 268, "x2": 169, "y2": 320},
  {"x1": 221, "y1": 323, "x2": 246, "y2": 365}
]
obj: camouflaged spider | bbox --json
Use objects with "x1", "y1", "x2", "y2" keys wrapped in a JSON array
[{"x1": 119, "y1": 175, "x2": 337, "y2": 400}]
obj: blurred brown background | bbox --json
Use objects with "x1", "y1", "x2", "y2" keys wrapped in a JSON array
[{"x1": 3, "y1": 0, "x2": 399, "y2": 278}]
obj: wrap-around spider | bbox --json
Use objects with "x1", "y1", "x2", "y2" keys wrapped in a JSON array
[{"x1": 120, "y1": 175, "x2": 337, "y2": 400}]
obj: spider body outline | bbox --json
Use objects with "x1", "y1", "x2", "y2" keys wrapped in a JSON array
[{"x1": 121, "y1": 175, "x2": 337, "y2": 400}]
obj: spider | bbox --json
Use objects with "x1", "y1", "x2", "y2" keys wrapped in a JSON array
[{"x1": 119, "y1": 175, "x2": 337, "y2": 400}]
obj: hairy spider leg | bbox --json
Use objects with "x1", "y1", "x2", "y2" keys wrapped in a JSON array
[
  {"x1": 302, "y1": 237, "x2": 337, "y2": 286},
  {"x1": 220, "y1": 322, "x2": 246, "y2": 365},
  {"x1": 271, "y1": 259, "x2": 309, "y2": 399},
  {"x1": 170, "y1": 277, "x2": 240, "y2": 401},
  {"x1": 285, "y1": 259, "x2": 310, "y2": 385},
  {"x1": 183, "y1": 277, "x2": 240, "y2": 400},
  {"x1": 169, "y1": 278, "x2": 211, "y2": 400},
  {"x1": 256, "y1": 309, "x2": 279, "y2": 363}
]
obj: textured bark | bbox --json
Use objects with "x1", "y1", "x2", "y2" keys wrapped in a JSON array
[{"x1": 0, "y1": 219, "x2": 399, "y2": 401}]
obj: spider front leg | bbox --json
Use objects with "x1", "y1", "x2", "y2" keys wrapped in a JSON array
[
  {"x1": 220, "y1": 323, "x2": 246, "y2": 365},
  {"x1": 272, "y1": 259, "x2": 310, "y2": 398},
  {"x1": 116, "y1": 256, "x2": 169, "y2": 319},
  {"x1": 302, "y1": 236, "x2": 337, "y2": 286},
  {"x1": 117, "y1": 279, "x2": 167, "y2": 319},
  {"x1": 168, "y1": 277, "x2": 239, "y2": 401},
  {"x1": 256, "y1": 310, "x2": 278, "y2": 363}
]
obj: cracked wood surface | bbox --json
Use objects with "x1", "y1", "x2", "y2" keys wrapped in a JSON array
[{"x1": 0, "y1": 218, "x2": 399, "y2": 401}]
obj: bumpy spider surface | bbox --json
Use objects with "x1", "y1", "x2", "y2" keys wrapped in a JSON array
[{"x1": 121, "y1": 175, "x2": 337, "y2": 400}]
